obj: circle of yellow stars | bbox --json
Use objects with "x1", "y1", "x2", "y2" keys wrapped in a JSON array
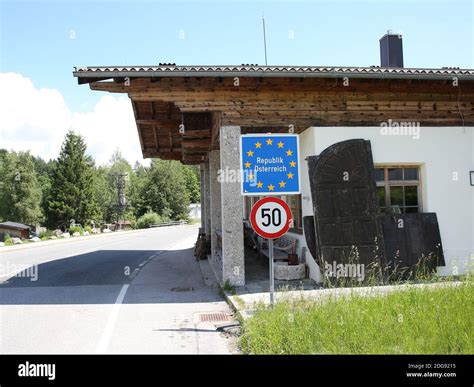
[{"x1": 245, "y1": 138, "x2": 297, "y2": 191}]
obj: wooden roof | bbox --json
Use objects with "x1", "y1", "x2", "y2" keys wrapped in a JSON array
[
  {"x1": 0, "y1": 221, "x2": 31, "y2": 230},
  {"x1": 74, "y1": 66, "x2": 474, "y2": 164}
]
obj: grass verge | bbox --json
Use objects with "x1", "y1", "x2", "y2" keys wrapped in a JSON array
[{"x1": 240, "y1": 280, "x2": 473, "y2": 354}]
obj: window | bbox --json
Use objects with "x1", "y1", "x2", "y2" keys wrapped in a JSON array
[
  {"x1": 244, "y1": 195, "x2": 303, "y2": 231},
  {"x1": 281, "y1": 195, "x2": 302, "y2": 230},
  {"x1": 375, "y1": 166, "x2": 421, "y2": 214}
]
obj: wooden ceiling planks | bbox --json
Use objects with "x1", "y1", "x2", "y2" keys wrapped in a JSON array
[
  {"x1": 91, "y1": 76, "x2": 474, "y2": 94},
  {"x1": 181, "y1": 112, "x2": 212, "y2": 164},
  {"x1": 93, "y1": 76, "x2": 474, "y2": 164}
]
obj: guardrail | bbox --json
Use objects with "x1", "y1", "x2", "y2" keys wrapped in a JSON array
[{"x1": 149, "y1": 220, "x2": 188, "y2": 228}]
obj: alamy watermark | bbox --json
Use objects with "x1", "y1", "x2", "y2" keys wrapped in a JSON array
[
  {"x1": 324, "y1": 261, "x2": 365, "y2": 282},
  {"x1": 217, "y1": 167, "x2": 258, "y2": 186},
  {"x1": 380, "y1": 119, "x2": 420, "y2": 139},
  {"x1": 0, "y1": 262, "x2": 38, "y2": 281},
  {"x1": 18, "y1": 361, "x2": 55, "y2": 381}
]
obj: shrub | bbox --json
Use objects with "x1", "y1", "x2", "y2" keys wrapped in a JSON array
[
  {"x1": 178, "y1": 214, "x2": 190, "y2": 223},
  {"x1": 83, "y1": 226, "x2": 93, "y2": 234},
  {"x1": 69, "y1": 225, "x2": 83, "y2": 235},
  {"x1": 124, "y1": 212, "x2": 137, "y2": 229},
  {"x1": 4, "y1": 233, "x2": 12, "y2": 245},
  {"x1": 129, "y1": 219, "x2": 137, "y2": 229},
  {"x1": 136, "y1": 212, "x2": 163, "y2": 229},
  {"x1": 39, "y1": 230, "x2": 53, "y2": 240}
]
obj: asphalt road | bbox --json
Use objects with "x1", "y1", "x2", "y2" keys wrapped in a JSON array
[{"x1": 0, "y1": 225, "x2": 235, "y2": 354}]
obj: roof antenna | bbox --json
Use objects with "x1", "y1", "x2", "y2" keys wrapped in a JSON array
[{"x1": 262, "y1": 13, "x2": 268, "y2": 66}]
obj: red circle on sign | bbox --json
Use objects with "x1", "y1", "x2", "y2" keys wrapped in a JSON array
[{"x1": 250, "y1": 197, "x2": 293, "y2": 239}]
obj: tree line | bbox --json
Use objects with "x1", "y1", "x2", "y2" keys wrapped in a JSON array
[{"x1": 0, "y1": 131, "x2": 200, "y2": 229}]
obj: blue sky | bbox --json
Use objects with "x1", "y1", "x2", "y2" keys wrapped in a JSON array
[
  {"x1": 1, "y1": 0, "x2": 473, "y2": 112},
  {"x1": 0, "y1": 0, "x2": 473, "y2": 164}
]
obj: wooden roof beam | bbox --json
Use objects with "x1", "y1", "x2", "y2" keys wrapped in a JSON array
[{"x1": 210, "y1": 112, "x2": 221, "y2": 150}]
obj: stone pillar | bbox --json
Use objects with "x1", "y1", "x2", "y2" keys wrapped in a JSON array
[
  {"x1": 209, "y1": 150, "x2": 222, "y2": 261},
  {"x1": 220, "y1": 126, "x2": 245, "y2": 286},
  {"x1": 203, "y1": 162, "x2": 211, "y2": 236},
  {"x1": 199, "y1": 164, "x2": 205, "y2": 231}
]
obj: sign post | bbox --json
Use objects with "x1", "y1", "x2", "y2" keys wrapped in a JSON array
[
  {"x1": 250, "y1": 197, "x2": 292, "y2": 306},
  {"x1": 241, "y1": 133, "x2": 299, "y2": 306},
  {"x1": 268, "y1": 238, "x2": 274, "y2": 305}
]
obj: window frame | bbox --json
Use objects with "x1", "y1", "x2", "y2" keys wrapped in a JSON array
[{"x1": 374, "y1": 165, "x2": 423, "y2": 214}]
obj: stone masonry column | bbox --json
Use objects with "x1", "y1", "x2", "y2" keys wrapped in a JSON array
[
  {"x1": 209, "y1": 150, "x2": 222, "y2": 262},
  {"x1": 220, "y1": 126, "x2": 245, "y2": 286},
  {"x1": 203, "y1": 161, "x2": 211, "y2": 236},
  {"x1": 199, "y1": 164, "x2": 206, "y2": 231}
]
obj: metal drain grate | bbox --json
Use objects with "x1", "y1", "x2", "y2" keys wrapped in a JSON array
[
  {"x1": 198, "y1": 312, "x2": 231, "y2": 323},
  {"x1": 171, "y1": 287, "x2": 194, "y2": 292}
]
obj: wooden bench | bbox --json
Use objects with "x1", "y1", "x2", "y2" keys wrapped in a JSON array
[{"x1": 260, "y1": 235, "x2": 298, "y2": 262}]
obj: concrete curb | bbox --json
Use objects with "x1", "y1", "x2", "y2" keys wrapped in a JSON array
[{"x1": 223, "y1": 292, "x2": 255, "y2": 321}]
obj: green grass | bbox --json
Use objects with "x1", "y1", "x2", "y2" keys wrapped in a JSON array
[{"x1": 240, "y1": 280, "x2": 473, "y2": 354}]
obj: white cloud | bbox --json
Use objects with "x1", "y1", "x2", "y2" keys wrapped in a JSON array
[
  {"x1": 71, "y1": 94, "x2": 143, "y2": 165},
  {"x1": 0, "y1": 72, "x2": 146, "y2": 166}
]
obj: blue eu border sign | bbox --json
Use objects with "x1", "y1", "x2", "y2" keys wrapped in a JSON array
[{"x1": 240, "y1": 133, "x2": 301, "y2": 196}]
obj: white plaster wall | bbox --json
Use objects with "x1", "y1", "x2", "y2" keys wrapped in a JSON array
[
  {"x1": 297, "y1": 126, "x2": 473, "y2": 280},
  {"x1": 188, "y1": 203, "x2": 201, "y2": 219},
  {"x1": 287, "y1": 128, "x2": 321, "y2": 283},
  {"x1": 471, "y1": 127, "x2": 474, "y2": 271}
]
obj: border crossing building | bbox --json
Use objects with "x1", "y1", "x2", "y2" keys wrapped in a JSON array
[{"x1": 74, "y1": 33, "x2": 474, "y2": 286}]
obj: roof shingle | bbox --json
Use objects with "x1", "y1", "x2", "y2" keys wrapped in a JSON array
[{"x1": 73, "y1": 65, "x2": 474, "y2": 80}]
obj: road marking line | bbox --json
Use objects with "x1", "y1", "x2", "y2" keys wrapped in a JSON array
[
  {"x1": 94, "y1": 251, "x2": 157, "y2": 353},
  {"x1": 94, "y1": 236, "x2": 194, "y2": 353},
  {"x1": 95, "y1": 283, "x2": 129, "y2": 354},
  {"x1": 129, "y1": 268, "x2": 140, "y2": 280}
]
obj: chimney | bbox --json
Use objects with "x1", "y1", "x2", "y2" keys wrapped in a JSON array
[{"x1": 380, "y1": 30, "x2": 404, "y2": 68}]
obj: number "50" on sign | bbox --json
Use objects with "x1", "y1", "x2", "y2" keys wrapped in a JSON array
[{"x1": 250, "y1": 197, "x2": 293, "y2": 239}]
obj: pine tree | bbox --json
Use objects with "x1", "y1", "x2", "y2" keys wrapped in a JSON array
[{"x1": 46, "y1": 131, "x2": 99, "y2": 229}]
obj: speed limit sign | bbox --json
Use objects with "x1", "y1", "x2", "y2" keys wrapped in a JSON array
[
  {"x1": 250, "y1": 197, "x2": 293, "y2": 239},
  {"x1": 250, "y1": 197, "x2": 293, "y2": 306}
]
